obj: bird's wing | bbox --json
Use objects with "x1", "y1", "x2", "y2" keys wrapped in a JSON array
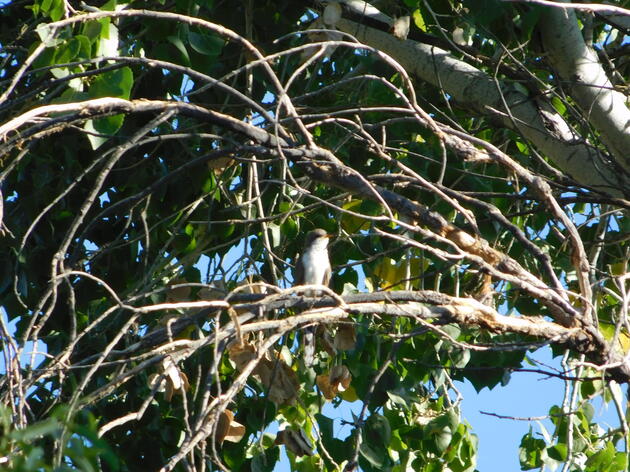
[
  {"x1": 322, "y1": 264, "x2": 331, "y2": 286},
  {"x1": 294, "y1": 255, "x2": 304, "y2": 285}
]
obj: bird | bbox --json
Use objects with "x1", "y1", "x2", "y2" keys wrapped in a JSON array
[
  {"x1": 294, "y1": 228, "x2": 332, "y2": 365},
  {"x1": 294, "y1": 228, "x2": 332, "y2": 290}
]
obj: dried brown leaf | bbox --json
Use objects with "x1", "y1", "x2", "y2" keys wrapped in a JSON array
[
  {"x1": 256, "y1": 357, "x2": 299, "y2": 405},
  {"x1": 216, "y1": 409, "x2": 246, "y2": 444},
  {"x1": 316, "y1": 373, "x2": 335, "y2": 400},
  {"x1": 228, "y1": 342, "x2": 299, "y2": 405},
  {"x1": 334, "y1": 324, "x2": 356, "y2": 351},
  {"x1": 316, "y1": 365, "x2": 352, "y2": 400},
  {"x1": 228, "y1": 342, "x2": 256, "y2": 371},
  {"x1": 152, "y1": 358, "x2": 190, "y2": 402},
  {"x1": 275, "y1": 428, "x2": 314, "y2": 456}
]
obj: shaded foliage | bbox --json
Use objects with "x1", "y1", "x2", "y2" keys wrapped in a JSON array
[{"x1": 0, "y1": 0, "x2": 629, "y2": 471}]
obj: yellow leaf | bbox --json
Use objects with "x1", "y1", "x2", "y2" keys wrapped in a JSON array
[
  {"x1": 610, "y1": 262, "x2": 627, "y2": 276},
  {"x1": 373, "y1": 257, "x2": 407, "y2": 289},
  {"x1": 340, "y1": 385, "x2": 359, "y2": 402},
  {"x1": 317, "y1": 365, "x2": 352, "y2": 400},
  {"x1": 599, "y1": 323, "x2": 630, "y2": 354},
  {"x1": 619, "y1": 333, "x2": 630, "y2": 354},
  {"x1": 341, "y1": 199, "x2": 370, "y2": 233},
  {"x1": 364, "y1": 277, "x2": 375, "y2": 292},
  {"x1": 412, "y1": 9, "x2": 426, "y2": 31}
]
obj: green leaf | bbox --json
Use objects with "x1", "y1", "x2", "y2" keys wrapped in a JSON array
[
  {"x1": 82, "y1": 21, "x2": 103, "y2": 43},
  {"x1": 612, "y1": 453, "x2": 628, "y2": 471},
  {"x1": 75, "y1": 35, "x2": 93, "y2": 60},
  {"x1": 88, "y1": 67, "x2": 133, "y2": 99},
  {"x1": 40, "y1": 0, "x2": 53, "y2": 14},
  {"x1": 433, "y1": 426, "x2": 452, "y2": 454},
  {"x1": 101, "y1": 0, "x2": 118, "y2": 10},
  {"x1": 167, "y1": 35, "x2": 191, "y2": 65},
  {"x1": 35, "y1": 24, "x2": 59, "y2": 46},
  {"x1": 84, "y1": 120, "x2": 110, "y2": 149},
  {"x1": 281, "y1": 217, "x2": 298, "y2": 239},
  {"x1": 251, "y1": 451, "x2": 274, "y2": 472},
  {"x1": 519, "y1": 429, "x2": 546, "y2": 470},
  {"x1": 360, "y1": 414, "x2": 392, "y2": 467},
  {"x1": 40, "y1": 0, "x2": 64, "y2": 20},
  {"x1": 585, "y1": 441, "x2": 620, "y2": 472},
  {"x1": 89, "y1": 114, "x2": 124, "y2": 135},
  {"x1": 84, "y1": 66, "x2": 133, "y2": 147},
  {"x1": 551, "y1": 96, "x2": 567, "y2": 115},
  {"x1": 10, "y1": 417, "x2": 61, "y2": 441},
  {"x1": 188, "y1": 31, "x2": 225, "y2": 57},
  {"x1": 581, "y1": 402, "x2": 595, "y2": 423},
  {"x1": 412, "y1": 9, "x2": 426, "y2": 31},
  {"x1": 547, "y1": 443, "x2": 567, "y2": 461},
  {"x1": 513, "y1": 82, "x2": 530, "y2": 97},
  {"x1": 96, "y1": 21, "x2": 119, "y2": 57},
  {"x1": 425, "y1": 413, "x2": 457, "y2": 454},
  {"x1": 386, "y1": 390, "x2": 410, "y2": 408},
  {"x1": 515, "y1": 140, "x2": 528, "y2": 154}
]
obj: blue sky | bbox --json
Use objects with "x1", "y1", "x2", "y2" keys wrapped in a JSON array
[{"x1": 269, "y1": 345, "x2": 621, "y2": 471}]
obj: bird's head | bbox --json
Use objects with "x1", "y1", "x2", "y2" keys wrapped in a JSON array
[{"x1": 304, "y1": 228, "x2": 332, "y2": 250}]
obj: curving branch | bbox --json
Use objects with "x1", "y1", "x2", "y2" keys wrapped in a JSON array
[
  {"x1": 1, "y1": 2, "x2": 628, "y2": 469},
  {"x1": 64, "y1": 289, "x2": 630, "y2": 402},
  {"x1": 328, "y1": 0, "x2": 628, "y2": 197},
  {"x1": 501, "y1": 0, "x2": 630, "y2": 18},
  {"x1": 538, "y1": 6, "x2": 630, "y2": 173},
  {"x1": 0, "y1": 96, "x2": 585, "y2": 327}
]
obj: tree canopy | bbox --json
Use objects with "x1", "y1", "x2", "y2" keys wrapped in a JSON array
[{"x1": 1, "y1": 0, "x2": 629, "y2": 470}]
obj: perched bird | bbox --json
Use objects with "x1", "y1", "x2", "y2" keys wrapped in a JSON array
[
  {"x1": 294, "y1": 228, "x2": 332, "y2": 289},
  {"x1": 294, "y1": 228, "x2": 332, "y2": 365}
]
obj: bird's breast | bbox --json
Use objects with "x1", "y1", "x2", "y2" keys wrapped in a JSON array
[{"x1": 300, "y1": 249, "x2": 330, "y2": 285}]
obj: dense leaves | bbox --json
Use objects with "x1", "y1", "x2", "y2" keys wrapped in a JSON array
[{"x1": 0, "y1": 0, "x2": 629, "y2": 471}]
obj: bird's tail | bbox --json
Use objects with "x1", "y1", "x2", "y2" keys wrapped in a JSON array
[{"x1": 303, "y1": 327, "x2": 315, "y2": 367}]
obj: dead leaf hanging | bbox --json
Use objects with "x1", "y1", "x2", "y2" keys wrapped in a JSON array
[
  {"x1": 228, "y1": 341, "x2": 299, "y2": 405},
  {"x1": 215, "y1": 409, "x2": 246, "y2": 444},
  {"x1": 274, "y1": 427, "x2": 314, "y2": 456},
  {"x1": 148, "y1": 357, "x2": 190, "y2": 402},
  {"x1": 316, "y1": 365, "x2": 352, "y2": 400}
]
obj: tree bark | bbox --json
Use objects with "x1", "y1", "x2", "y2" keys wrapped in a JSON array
[
  {"x1": 331, "y1": 10, "x2": 628, "y2": 197},
  {"x1": 538, "y1": 7, "x2": 630, "y2": 173}
]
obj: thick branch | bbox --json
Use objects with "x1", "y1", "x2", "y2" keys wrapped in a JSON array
[
  {"x1": 503, "y1": 0, "x2": 630, "y2": 15},
  {"x1": 0, "y1": 97, "x2": 579, "y2": 325},
  {"x1": 538, "y1": 7, "x2": 630, "y2": 173},
  {"x1": 0, "y1": 97, "x2": 288, "y2": 156},
  {"x1": 101, "y1": 290, "x2": 630, "y2": 383},
  {"x1": 332, "y1": 7, "x2": 627, "y2": 197},
  {"x1": 282, "y1": 146, "x2": 581, "y2": 324}
]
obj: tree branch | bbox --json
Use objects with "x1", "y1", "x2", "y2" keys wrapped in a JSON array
[
  {"x1": 329, "y1": 3, "x2": 627, "y2": 197},
  {"x1": 538, "y1": 7, "x2": 630, "y2": 174}
]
